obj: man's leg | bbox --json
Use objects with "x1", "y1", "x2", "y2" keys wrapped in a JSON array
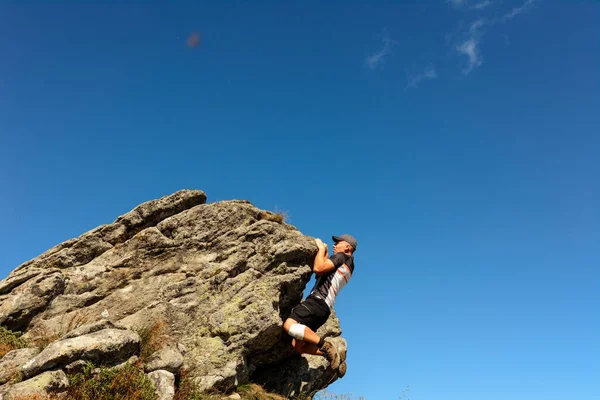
[
  {"x1": 283, "y1": 318, "x2": 339, "y2": 368},
  {"x1": 283, "y1": 318, "x2": 324, "y2": 355},
  {"x1": 291, "y1": 338, "x2": 322, "y2": 356},
  {"x1": 283, "y1": 301, "x2": 340, "y2": 369}
]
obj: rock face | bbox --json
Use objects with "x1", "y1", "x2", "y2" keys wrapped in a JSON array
[
  {"x1": 145, "y1": 346, "x2": 184, "y2": 373},
  {"x1": 1, "y1": 370, "x2": 69, "y2": 400},
  {"x1": 148, "y1": 370, "x2": 176, "y2": 400},
  {"x1": 0, "y1": 348, "x2": 40, "y2": 384},
  {"x1": 0, "y1": 190, "x2": 348, "y2": 398},
  {"x1": 21, "y1": 328, "x2": 141, "y2": 378}
]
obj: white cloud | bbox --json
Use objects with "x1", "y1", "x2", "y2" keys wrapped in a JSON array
[
  {"x1": 457, "y1": 39, "x2": 482, "y2": 74},
  {"x1": 502, "y1": 0, "x2": 539, "y2": 22},
  {"x1": 472, "y1": 0, "x2": 494, "y2": 10},
  {"x1": 469, "y1": 18, "x2": 488, "y2": 33},
  {"x1": 406, "y1": 65, "x2": 438, "y2": 90},
  {"x1": 365, "y1": 30, "x2": 396, "y2": 70},
  {"x1": 451, "y1": 0, "x2": 539, "y2": 76}
]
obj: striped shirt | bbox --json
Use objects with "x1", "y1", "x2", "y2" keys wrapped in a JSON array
[{"x1": 309, "y1": 253, "x2": 355, "y2": 310}]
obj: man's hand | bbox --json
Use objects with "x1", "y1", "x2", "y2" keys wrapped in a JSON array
[
  {"x1": 315, "y1": 238, "x2": 327, "y2": 250},
  {"x1": 313, "y1": 238, "x2": 334, "y2": 275}
]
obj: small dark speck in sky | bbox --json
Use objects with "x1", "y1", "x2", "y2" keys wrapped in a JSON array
[{"x1": 187, "y1": 33, "x2": 201, "y2": 48}]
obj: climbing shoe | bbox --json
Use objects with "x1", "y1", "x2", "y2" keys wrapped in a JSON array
[
  {"x1": 320, "y1": 340, "x2": 340, "y2": 369},
  {"x1": 338, "y1": 361, "x2": 347, "y2": 377}
]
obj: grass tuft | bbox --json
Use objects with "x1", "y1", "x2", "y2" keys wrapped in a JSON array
[
  {"x1": 237, "y1": 384, "x2": 288, "y2": 400},
  {"x1": 27, "y1": 312, "x2": 91, "y2": 350},
  {"x1": 62, "y1": 361, "x2": 157, "y2": 400},
  {"x1": 174, "y1": 372, "x2": 289, "y2": 400},
  {"x1": 136, "y1": 319, "x2": 171, "y2": 362},
  {"x1": 258, "y1": 206, "x2": 288, "y2": 225},
  {"x1": 0, "y1": 326, "x2": 30, "y2": 357},
  {"x1": 174, "y1": 370, "x2": 226, "y2": 400},
  {"x1": 12, "y1": 362, "x2": 157, "y2": 400}
]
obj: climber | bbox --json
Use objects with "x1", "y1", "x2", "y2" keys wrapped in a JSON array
[{"x1": 282, "y1": 234, "x2": 357, "y2": 372}]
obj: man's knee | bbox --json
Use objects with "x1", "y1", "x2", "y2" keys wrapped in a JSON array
[
  {"x1": 283, "y1": 318, "x2": 297, "y2": 332},
  {"x1": 283, "y1": 318, "x2": 308, "y2": 341},
  {"x1": 292, "y1": 339, "x2": 305, "y2": 353}
]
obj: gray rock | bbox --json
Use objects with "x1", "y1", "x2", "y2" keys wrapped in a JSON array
[
  {"x1": 176, "y1": 342, "x2": 187, "y2": 355},
  {"x1": 64, "y1": 359, "x2": 88, "y2": 373},
  {"x1": 252, "y1": 336, "x2": 348, "y2": 398},
  {"x1": 62, "y1": 319, "x2": 124, "y2": 339},
  {"x1": 94, "y1": 355, "x2": 139, "y2": 373},
  {"x1": 0, "y1": 269, "x2": 42, "y2": 296},
  {"x1": 0, "y1": 348, "x2": 40, "y2": 385},
  {"x1": 0, "y1": 272, "x2": 66, "y2": 331},
  {"x1": 148, "y1": 370, "x2": 175, "y2": 400},
  {"x1": 0, "y1": 190, "x2": 348, "y2": 396},
  {"x1": 21, "y1": 328, "x2": 140, "y2": 378},
  {"x1": 144, "y1": 347, "x2": 183, "y2": 373},
  {"x1": 1, "y1": 370, "x2": 68, "y2": 400}
]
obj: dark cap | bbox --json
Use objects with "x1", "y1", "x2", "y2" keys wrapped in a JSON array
[{"x1": 332, "y1": 234, "x2": 357, "y2": 251}]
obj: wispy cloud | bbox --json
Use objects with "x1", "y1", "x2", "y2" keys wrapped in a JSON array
[
  {"x1": 406, "y1": 65, "x2": 438, "y2": 90},
  {"x1": 472, "y1": 0, "x2": 494, "y2": 10},
  {"x1": 469, "y1": 18, "x2": 488, "y2": 34},
  {"x1": 457, "y1": 39, "x2": 482, "y2": 74},
  {"x1": 501, "y1": 0, "x2": 539, "y2": 22},
  {"x1": 451, "y1": 0, "x2": 540, "y2": 75},
  {"x1": 365, "y1": 30, "x2": 396, "y2": 69}
]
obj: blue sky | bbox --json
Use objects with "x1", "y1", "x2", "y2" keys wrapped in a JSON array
[{"x1": 1, "y1": 1, "x2": 599, "y2": 399}]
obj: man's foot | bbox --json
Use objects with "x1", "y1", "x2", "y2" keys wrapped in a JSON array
[
  {"x1": 337, "y1": 346, "x2": 347, "y2": 377},
  {"x1": 320, "y1": 340, "x2": 340, "y2": 369},
  {"x1": 338, "y1": 361, "x2": 347, "y2": 377}
]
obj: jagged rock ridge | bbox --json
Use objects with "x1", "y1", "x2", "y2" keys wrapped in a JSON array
[{"x1": 0, "y1": 190, "x2": 347, "y2": 399}]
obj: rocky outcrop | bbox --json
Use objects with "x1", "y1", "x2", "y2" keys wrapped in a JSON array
[
  {"x1": 0, "y1": 190, "x2": 348, "y2": 398},
  {"x1": 0, "y1": 348, "x2": 40, "y2": 384},
  {"x1": 145, "y1": 347, "x2": 184, "y2": 373},
  {"x1": 0, "y1": 370, "x2": 69, "y2": 400},
  {"x1": 148, "y1": 370, "x2": 176, "y2": 400},
  {"x1": 21, "y1": 328, "x2": 140, "y2": 378}
]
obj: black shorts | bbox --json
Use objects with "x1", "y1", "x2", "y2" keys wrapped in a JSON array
[{"x1": 287, "y1": 296, "x2": 331, "y2": 332}]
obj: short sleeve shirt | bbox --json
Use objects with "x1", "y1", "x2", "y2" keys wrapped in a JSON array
[{"x1": 308, "y1": 253, "x2": 354, "y2": 309}]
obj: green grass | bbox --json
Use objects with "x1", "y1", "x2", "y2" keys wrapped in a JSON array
[
  {"x1": 0, "y1": 326, "x2": 30, "y2": 357},
  {"x1": 62, "y1": 361, "x2": 157, "y2": 400}
]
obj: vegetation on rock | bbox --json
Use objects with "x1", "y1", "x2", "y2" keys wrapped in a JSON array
[
  {"x1": 136, "y1": 319, "x2": 170, "y2": 362},
  {"x1": 0, "y1": 326, "x2": 29, "y2": 357},
  {"x1": 61, "y1": 362, "x2": 157, "y2": 400}
]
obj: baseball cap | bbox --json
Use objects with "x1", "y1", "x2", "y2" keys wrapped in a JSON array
[{"x1": 332, "y1": 234, "x2": 357, "y2": 251}]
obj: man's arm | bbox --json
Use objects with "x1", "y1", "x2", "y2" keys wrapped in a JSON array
[{"x1": 313, "y1": 239, "x2": 335, "y2": 276}]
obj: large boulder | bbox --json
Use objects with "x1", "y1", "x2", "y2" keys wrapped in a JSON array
[
  {"x1": 145, "y1": 346, "x2": 184, "y2": 374},
  {"x1": 0, "y1": 348, "x2": 40, "y2": 385},
  {"x1": 0, "y1": 272, "x2": 66, "y2": 332},
  {"x1": 0, "y1": 370, "x2": 68, "y2": 400},
  {"x1": 0, "y1": 190, "x2": 347, "y2": 397},
  {"x1": 21, "y1": 328, "x2": 140, "y2": 378},
  {"x1": 148, "y1": 370, "x2": 176, "y2": 400}
]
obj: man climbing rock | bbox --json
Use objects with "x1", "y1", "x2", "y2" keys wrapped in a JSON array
[{"x1": 283, "y1": 234, "x2": 357, "y2": 375}]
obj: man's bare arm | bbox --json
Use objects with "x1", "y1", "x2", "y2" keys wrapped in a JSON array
[{"x1": 313, "y1": 239, "x2": 335, "y2": 276}]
